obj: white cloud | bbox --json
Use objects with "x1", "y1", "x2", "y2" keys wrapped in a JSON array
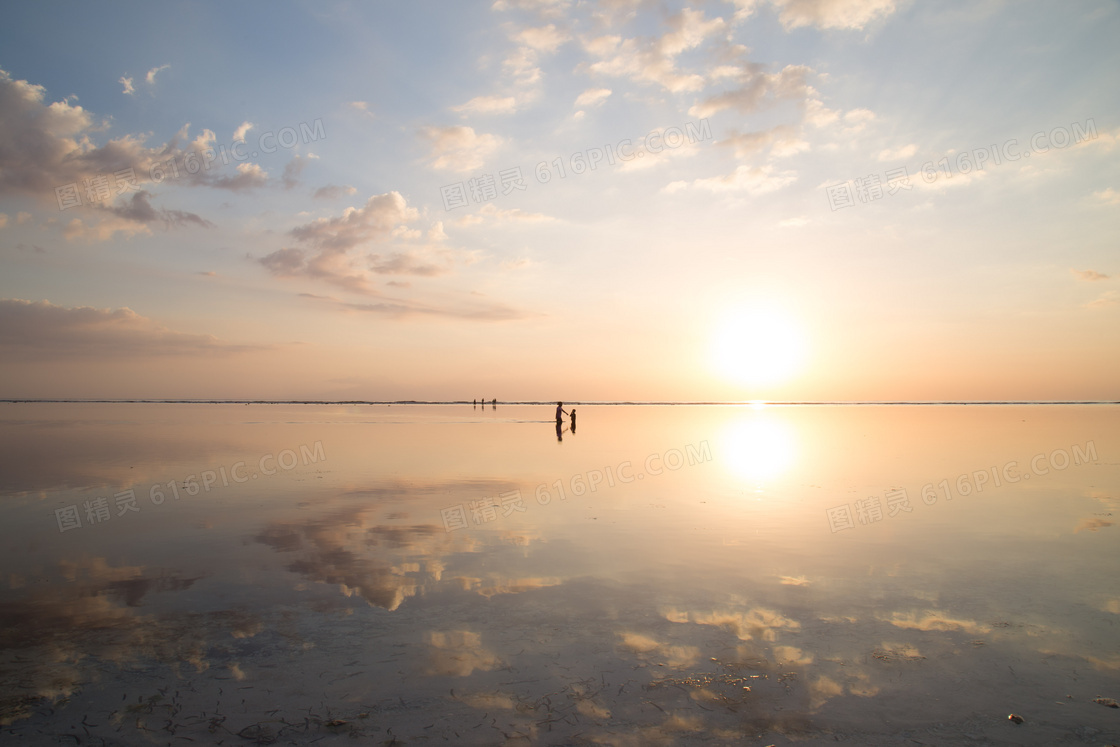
[
  {"x1": 232, "y1": 121, "x2": 254, "y2": 142},
  {"x1": 456, "y1": 203, "x2": 555, "y2": 226},
  {"x1": 878, "y1": 143, "x2": 917, "y2": 161},
  {"x1": 145, "y1": 64, "x2": 170, "y2": 85},
  {"x1": 516, "y1": 23, "x2": 570, "y2": 52},
  {"x1": 119, "y1": 76, "x2": 135, "y2": 95},
  {"x1": 574, "y1": 87, "x2": 612, "y2": 108},
  {"x1": 584, "y1": 8, "x2": 726, "y2": 93},
  {"x1": 1092, "y1": 187, "x2": 1120, "y2": 205},
  {"x1": 453, "y1": 95, "x2": 519, "y2": 115},
  {"x1": 689, "y1": 64, "x2": 812, "y2": 118},
  {"x1": 420, "y1": 125, "x2": 502, "y2": 173},
  {"x1": 665, "y1": 164, "x2": 797, "y2": 194},
  {"x1": 768, "y1": 0, "x2": 897, "y2": 30}
]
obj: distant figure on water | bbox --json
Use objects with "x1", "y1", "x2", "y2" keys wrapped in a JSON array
[
  {"x1": 492, "y1": 398, "x2": 497, "y2": 408},
  {"x1": 570, "y1": 408, "x2": 576, "y2": 432},
  {"x1": 555, "y1": 401, "x2": 569, "y2": 423}
]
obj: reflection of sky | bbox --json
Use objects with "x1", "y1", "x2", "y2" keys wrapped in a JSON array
[{"x1": 1, "y1": 404, "x2": 1118, "y2": 742}]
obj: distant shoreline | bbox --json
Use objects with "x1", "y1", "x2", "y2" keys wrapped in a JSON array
[{"x1": 1, "y1": 400, "x2": 1117, "y2": 406}]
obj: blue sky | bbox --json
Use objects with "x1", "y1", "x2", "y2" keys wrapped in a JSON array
[{"x1": 1, "y1": 0, "x2": 1118, "y2": 400}]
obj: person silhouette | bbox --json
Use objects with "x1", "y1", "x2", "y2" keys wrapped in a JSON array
[
  {"x1": 570, "y1": 408, "x2": 576, "y2": 432},
  {"x1": 555, "y1": 401, "x2": 569, "y2": 423}
]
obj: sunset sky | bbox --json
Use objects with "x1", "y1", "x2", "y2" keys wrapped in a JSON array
[{"x1": 1, "y1": 0, "x2": 1117, "y2": 401}]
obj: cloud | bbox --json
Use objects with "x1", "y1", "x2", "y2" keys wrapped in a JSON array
[
  {"x1": 720, "y1": 124, "x2": 810, "y2": 158},
  {"x1": 211, "y1": 162, "x2": 269, "y2": 191},
  {"x1": 455, "y1": 202, "x2": 555, "y2": 226},
  {"x1": 282, "y1": 155, "x2": 308, "y2": 189},
  {"x1": 0, "y1": 69, "x2": 272, "y2": 207},
  {"x1": 0, "y1": 299, "x2": 262, "y2": 359},
  {"x1": 767, "y1": 0, "x2": 897, "y2": 30},
  {"x1": 574, "y1": 87, "x2": 612, "y2": 108},
  {"x1": 515, "y1": 23, "x2": 570, "y2": 52},
  {"x1": 0, "y1": 213, "x2": 7, "y2": 228},
  {"x1": 584, "y1": 8, "x2": 726, "y2": 93},
  {"x1": 145, "y1": 65, "x2": 170, "y2": 85},
  {"x1": 1086, "y1": 290, "x2": 1120, "y2": 308},
  {"x1": 119, "y1": 76, "x2": 135, "y2": 95},
  {"x1": 313, "y1": 184, "x2": 358, "y2": 200},
  {"x1": 491, "y1": 0, "x2": 571, "y2": 18},
  {"x1": 689, "y1": 63, "x2": 812, "y2": 118},
  {"x1": 878, "y1": 143, "x2": 918, "y2": 161},
  {"x1": 665, "y1": 163, "x2": 797, "y2": 194},
  {"x1": 419, "y1": 125, "x2": 502, "y2": 173},
  {"x1": 232, "y1": 121, "x2": 254, "y2": 142},
  {"x1": 453, "y1": 95, "x2": 518, "y2": 115},
  {"x1": 1072, "y1": 269, "x2": 1109, "y2": 281},
  {"x1": 289, "y1": 192, "x2": 418, "y2": 252},
  {"x1": 97, "y1": 190, "x2": 213, "y2": 229},
  {"x1": 1092, "y1": 187, "x2": 1120, "y2": 205},
  {"x1": 259, "y1": 192, "x2": 429, "y2": 293}
]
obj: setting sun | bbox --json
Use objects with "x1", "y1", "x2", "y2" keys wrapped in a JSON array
[{"x1": 711, "y1": 307, "x2": 808, "y2": 387}]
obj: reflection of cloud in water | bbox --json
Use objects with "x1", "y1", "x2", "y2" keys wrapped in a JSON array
[
  {"x1": 426, "y1": 630, "x2": 501, "y2": 676},
  {"x1": 254, "y1": 482, "x2": 548, "y2": 610},
  {"x1": 663, "y1": 606, "x2": 801, "y2": 641},
  {"x1": 455, "y1": 576, "x2": 564, "y2": 599},
  {"x1": 0, "y1": 556, "x2": 226, "y2": 724},
  {"x1": 617, "y1": 632, "x2": 700, "y2": 668},
  {"x1": 883, "y1": 610, "x2": 991, "y2": 635}
]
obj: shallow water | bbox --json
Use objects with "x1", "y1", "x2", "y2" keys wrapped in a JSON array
[{"x1": 1, "y1": 402, "x2": 1117, "y2": 745}]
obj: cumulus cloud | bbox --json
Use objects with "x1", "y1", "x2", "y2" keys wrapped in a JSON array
[
  {"x1": 584, "y1": 8, "x2": 726, "y2": 93},
  {"x1": 0, "y1": 68, "x2": 270, "y2": 213},
  {"x1": 0, "y1": 299, "x2": 261, "y2": 359},
  {"x1": 288, "y1": 192, "x2": 418, "y2": 252},
  {"x1": 259, "y1": 192, "x2": 433, "y2": 293},
  {"x1": 419, "y1": 125, "x2": 502, "y2": 173},
  {"x1": 119, "y1": 76, "x2": 135, "y2": 95}
]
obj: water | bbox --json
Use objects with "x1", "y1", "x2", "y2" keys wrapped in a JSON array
[{"x1": 1, "y1": 403, "x2": 1117, "y2": 745}]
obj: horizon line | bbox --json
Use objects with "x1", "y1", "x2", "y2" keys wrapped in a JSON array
[{"x1": 2, "y1": 399, "x2": 1118, "y2": 406}]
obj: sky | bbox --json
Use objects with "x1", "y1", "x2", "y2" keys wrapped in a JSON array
[{"x1": 0, "y1": 0, "x2": 1117, "y2": 402}]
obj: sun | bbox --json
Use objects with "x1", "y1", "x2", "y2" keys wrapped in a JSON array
[{"x1": 710, "y1": 306, "x2": 807, "y2": 387}]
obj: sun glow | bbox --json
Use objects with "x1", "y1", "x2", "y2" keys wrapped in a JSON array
[
  {"x1": 720, "y1": 413, "x2": 797, "y2": 483},
  {"x1": 711, "y1": 306, "x2": 807, "y2": 387}
]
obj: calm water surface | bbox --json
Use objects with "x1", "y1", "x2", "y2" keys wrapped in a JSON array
[{"x1": 0, "y1": 403, "x2": 1117, "y2": 745}]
